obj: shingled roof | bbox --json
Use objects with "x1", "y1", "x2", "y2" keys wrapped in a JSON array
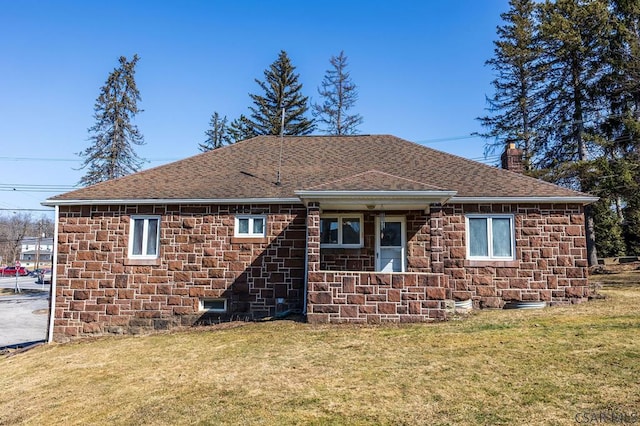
[{"x1": 45, "y1": 135, "x2": 595, "y2": 205}]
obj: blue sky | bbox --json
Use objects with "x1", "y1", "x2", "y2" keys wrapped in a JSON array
[{"x1": 0, "y1": 0, "x2": 509, "y2": 216}]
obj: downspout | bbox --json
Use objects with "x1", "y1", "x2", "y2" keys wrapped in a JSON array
[
  {"x1": 46, "y1": 205, "x2": 59, "y2": 343},
  {"x1": 302, "y1": 210, "x2": 309, "y2": 316}
]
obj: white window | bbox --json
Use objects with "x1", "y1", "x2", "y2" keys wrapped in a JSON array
[
  {"x1": 235, "y1": 215, "x2": 266, "y2": 237},
  {"x1": 199, "y1": 298, "x2": 227, "y2": 312},
  {"x1": 466, "y1": 215, "x2": 515, "y2": 260},
  {"x1": 320, "y1": 214, "x2": 363, "y2": 248},
  {"x1": 128, "y1": 215, "x2": 160, "y2": 259}
]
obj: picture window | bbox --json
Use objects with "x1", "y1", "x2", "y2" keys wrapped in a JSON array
[
  {"x1": 466, "y1": 215, "x2": 515, "y2": 260},
  {"x1": 320, "y1": 215, "x2": 363, "y2": 248}
]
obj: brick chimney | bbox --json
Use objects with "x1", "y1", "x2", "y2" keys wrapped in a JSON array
[{"x1": 501, "y1": 141, "x2": 524, "y2": 173}]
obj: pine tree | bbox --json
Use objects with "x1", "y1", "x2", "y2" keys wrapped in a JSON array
[
  {"x1": 536, "y1": 0, "x2": 612, "y2": 265},
  {"x1": 227, "y1": 114, "x2": 256, "y2": 143},
  {"x1": 312, "y1": 51, "x2": 363, "y2": 135},
  {"x1": 247, "y1": 50, "x2": 314, "y2": 136},
  {"x1": 598, "y1": 0, "x2": 640, "y2": 254},
  {"x1": 199, "y1": 112, "x2": 230, "y2": 151},
  {"x1": 477, "y1": 0, "x2": 543, "y2": 168},
  {"x1": 78, "y1": 55, "x2": 145, "y2": 186}
]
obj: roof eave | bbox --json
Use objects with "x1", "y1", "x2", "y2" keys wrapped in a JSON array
[
  {"x1": 449, "y1": 196, "x2": 599, "y2": 205},
  {"x1": 42, "y1": 197, "x2": 303, "y2": 207},
  {"x1": 295, "y1": 190, "x2": 457, "y2": 210}
]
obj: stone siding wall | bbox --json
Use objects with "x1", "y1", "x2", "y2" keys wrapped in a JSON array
[
  {"x1": 441, "y1": 203, "x2": 589, "y2": 307},
  {"x1": 306, "y1": 203, "x2": 590, "y2": 323},
  {"x1": 306, "y1": 272, "x2": 448, "y2": 323},
  {"x1": 53, "y1": 201, "x2": 591, "y2": 337},
  {"x1": 319, "y1": 211, "x2": 431, "y2": 272},
  {"x1": 53, "y1": 204, "x2": 306, "y2": 341}
]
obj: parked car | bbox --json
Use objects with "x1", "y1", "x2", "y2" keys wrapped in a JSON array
[
  {"x1": 29, "y1": 268, "x2": 45, "y2": 277},
  {"x1": 0, "y1": 266, "x2": 30, "y2": 276},
  {"x1": 36, "y1": 268, "x2": 52, "y2": 284}
]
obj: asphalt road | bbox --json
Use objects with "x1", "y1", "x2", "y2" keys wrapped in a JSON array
[{"x1": 0, "y1": 276, "x2": 50, "y2": 348}]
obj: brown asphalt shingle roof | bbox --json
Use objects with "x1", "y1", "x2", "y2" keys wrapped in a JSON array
[
  {"x1": 47, "y1": 135, "x2": 590, "y2": 203},
  {"x1": 304, "y1": 170, "x2": 448, "y2": 191}
]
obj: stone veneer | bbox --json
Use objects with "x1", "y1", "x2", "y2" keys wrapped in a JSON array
[
  {"x1": 440, "y1": 203, "x2": 590, "y2": 308},
  {"x1": 306, "y1": 272, "x2": 448, "y2": 324},
  {"x1": 319, "y1": 211, "x2": 430, "y2": 272},
  {"x1": 306, "y1": 203, "x2": 590, "y2": 323},
  {"x1": 53, "y1": 204, "x2": 306, "y2": 341},
  {"x1": 53, "y1": 201, "x2": 591, "y2": 338}
]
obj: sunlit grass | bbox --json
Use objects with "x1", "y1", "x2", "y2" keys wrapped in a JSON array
[{"x1": 0, "y1": 274, "x2": 638, "y2": 425}]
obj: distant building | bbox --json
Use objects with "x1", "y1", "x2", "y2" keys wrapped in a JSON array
[{"x1": 20, "y1": 237, "x2": 53, "y2": 269}]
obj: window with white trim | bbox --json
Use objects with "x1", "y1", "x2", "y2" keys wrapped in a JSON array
[
  {"x1": 128, "y1": 215, "x2": 160, "y2": 259},
  {"x1": 466, "y1": 215, "x2": 515, "y2": 260},
  {"x1": 235, "y1": 215, "x2": 266, "y2": 237},
  {"x1": 199, "y1": 298, "x2": 227, "y2": 312},
  {"x1": 320, "y1": 214, "x2": 363, "y2": 248}
]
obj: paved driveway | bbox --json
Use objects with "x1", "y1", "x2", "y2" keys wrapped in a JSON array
[{"x1": 0, "y1": 276, "x2": 50, "y2": 348}]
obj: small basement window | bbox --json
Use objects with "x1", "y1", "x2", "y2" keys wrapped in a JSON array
[{"x1": 199, "y1": 298, "x2": 227, "y2": 312}]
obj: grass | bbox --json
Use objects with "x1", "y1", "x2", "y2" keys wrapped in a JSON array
[
  {"x1": 0, "y1": 288, "x2": 46, "y2": 296},
  {"x1": 1, "y1": 273, "x2": 639, "y2": 425}
]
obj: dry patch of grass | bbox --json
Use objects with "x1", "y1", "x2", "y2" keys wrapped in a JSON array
[
  {"x1": 1, "y1": 280, "x2": 639, "y2": 425},
  {"x1": 0, "y1": 288, "x2": 46, "y2": 296}
]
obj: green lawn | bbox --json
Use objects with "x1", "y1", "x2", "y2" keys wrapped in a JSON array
[{"x1": 1, "y1": 273, "x2": 639, "y2": 425}]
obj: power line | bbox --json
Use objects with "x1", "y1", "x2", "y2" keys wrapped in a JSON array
[
  {"x1": 415, "y1": 134, "x2": 481, "y2": 144},
  {"x1": 0, "y1": 208, "x2": 53, "y2": 212},
  {"x1": 0, "y1": 156, "x2": 182, "y2": 163}
]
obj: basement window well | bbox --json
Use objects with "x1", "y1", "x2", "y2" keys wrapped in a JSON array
[{"x1": 199, "y1": 298, "x2": 227, "y2": 312}]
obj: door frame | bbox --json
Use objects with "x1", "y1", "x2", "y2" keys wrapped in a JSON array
[{"x1": 375, "y1": 215, "x2": 406, "y2": 272}]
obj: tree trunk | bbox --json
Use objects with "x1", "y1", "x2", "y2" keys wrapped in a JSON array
[{"x1": 585, "y1": 204, "x2": 599, "y2": 266}]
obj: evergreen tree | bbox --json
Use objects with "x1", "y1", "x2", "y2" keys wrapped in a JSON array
[
  {"x1": 247, "y1": 50, "x2": 314, "y2": 136},
  {"x1": 199, "y1": 112, "x2": 230, "y2": 151},
  {"x1": 78, "y1": 55, "x2": 145, "y2": 186},
  {"x1": 312, "y1": 51, "x2": 363, "y2": 135},
  {"x1": 535, "y1": 0, "x2": 612, "y2": 265},
  {"x1": 598, "y1": 0, "x2": 640, "y2": 252},
  {"x1": 477, "y1": 0, "x2": 543, "y2": 168},
  {"x1": 227, "y1": 114, "x2": 256, "y2": 143}
]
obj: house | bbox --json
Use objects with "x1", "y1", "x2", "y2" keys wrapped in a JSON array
[
  {"x1": 19, "y1": 237, "x2": 54, "y2": 269},
  {"x1": 43, "y1": 135, "x2": 597, "y2": 342}
]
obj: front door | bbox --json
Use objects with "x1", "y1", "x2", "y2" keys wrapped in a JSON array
[{"x1": 376, "y1": 216, "x2": 406, "y2": 272}]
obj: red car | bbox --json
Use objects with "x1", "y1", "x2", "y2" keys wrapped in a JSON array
[{"x1": 0, "y1": 266, "x2": 29, "y2": 276}]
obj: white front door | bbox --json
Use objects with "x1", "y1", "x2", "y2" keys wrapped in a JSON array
[{"x1": 376, "y1": 216, "x2": 406, "y2": 272}]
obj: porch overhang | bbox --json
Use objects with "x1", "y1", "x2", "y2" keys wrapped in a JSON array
[{"x1": 294, "y1": 190, "x2": 457, "y2": 211}]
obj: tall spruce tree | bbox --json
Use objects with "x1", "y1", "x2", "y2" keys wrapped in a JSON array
[
  {"x1": 227, "y1": 114, "x2": 256, "y2": 143},
  {"x1": 536, "y1": 0, "x2": 612, "y2": 265},
  {"x1": 312, "y1": 51, "x2": 363, "y2": 135},
  {"x1": 599, "y1": 0, "x2": 640, "y2": 254},
  {"x1": 477, "y1": 0, "x2": 543, "y2": 168},
  {"x1": 247, "y1": 50, "x2": 314, "y2": 136},
  {"x1": 199, "y1": 112, "x2": 230, "y2": 151},
  {"x1": 78, "y1": 55, "x2": 145, "y2": 186}
]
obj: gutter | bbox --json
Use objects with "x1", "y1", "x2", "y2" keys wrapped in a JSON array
[
  {"x1": 46, "y1": 205, "x2": 59, "y2": 344},
  {"x1": 302, "y1": 217, "x2": 309, "y2": 316},
  {"x1": 42, "y1": 197, "x2": 302, "y2": 207},
  {"x1": 449, "y1": 196, "x2": 599, "y2": 206}
]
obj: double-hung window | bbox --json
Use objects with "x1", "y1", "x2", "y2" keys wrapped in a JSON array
[
  {"x1": 129, "y1": 215, "x2": 160, "y2": 259},
  {"x1": 235, "y1": 215, "x2": 266, "y2": 238},
  {"x1": 320, "y1": 214, "x2": 363, "y2": 248},
  {"x1": 466, "y1": 215, "x2": 515, "y2": 260}
]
